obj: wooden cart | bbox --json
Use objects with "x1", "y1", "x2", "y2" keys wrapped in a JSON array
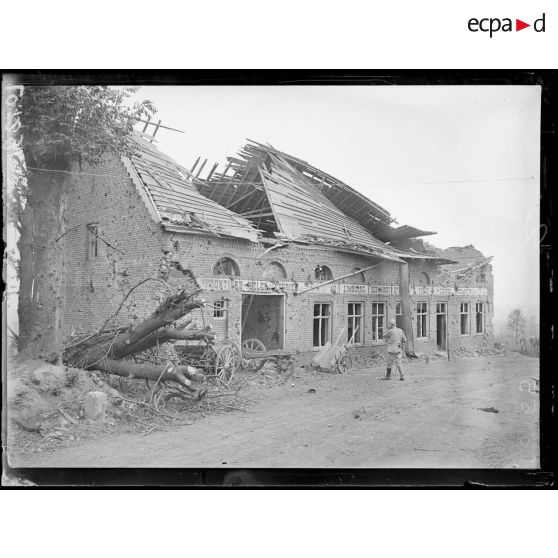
[
  {"x1": 240, "y1": 338, "x2": 294, "y2": 375},
  {"x1": 312, "y1": 326, "x2": 356, "y2": 374},
  {"x1": 174, "y1": 339, "x2": 242, "y2": 383},
  {"x1": 242, "y1": 348, "x2": 295, "y2": 375}
]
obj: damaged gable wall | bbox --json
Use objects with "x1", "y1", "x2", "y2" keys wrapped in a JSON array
[{"x1": 62, "y1": 154, "x2": 173, "y2": 334}]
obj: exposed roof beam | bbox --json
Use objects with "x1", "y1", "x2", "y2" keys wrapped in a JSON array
[
  {"x1": 195, "y1": 159, "x2": 207, "y2": 178},
  {"x1": 239, "y1": 210, "x2": 274, "y2": 218},
  {"x1": 226, "y1": 189, "x2": 259, "y2": 210},
  {"x1": 215, "y1": 161, "x2": 253, "y2": 205},
  {"x1": 206, "y1": 162, "x2": 219, "y2": 181}
]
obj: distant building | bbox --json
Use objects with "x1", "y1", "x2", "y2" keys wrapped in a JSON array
[{"x1": 61, "y1": 135, "x2": 494, "y2": 354}]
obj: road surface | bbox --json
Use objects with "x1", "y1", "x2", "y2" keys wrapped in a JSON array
[{"x1": 10, "y1": 354, "x2": 539, "y2": 469}]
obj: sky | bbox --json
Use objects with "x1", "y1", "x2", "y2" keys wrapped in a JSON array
[{"x1": 130, "y1": 85, "x2": 540, "y2": 333}]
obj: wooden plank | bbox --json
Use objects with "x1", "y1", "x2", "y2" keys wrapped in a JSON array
[
  {"x1": 136, "y1": 171, "x2": 255, "y2": 228},
  {"x1": 215, "y1": 162, "x2": 252, "y2": 205},
  {"x1": 296, "y1": 262, "x2": 384, "y2": 295},
  {"x1": 239, "y1": 211, "x2": 275, "y2": 219},
  {"x1": 226, "y1": 189, "x2": 259, "y2": 210},
  {"x1": 150, "y1": 119, "x2": 162, "y2": 142},
  {"x1": 259, "y1": 169, "x2": 284, "y2": 234},
  {"x1": 241, "y1": 294, "x2": 255, "y2": 334},
  {"x1": 206, "y1": 162, "x2": 219, "y2": 181},
  {"x1": 195, "y1": 158, "x2": 207, "y2": 178},
  {"x1": 147, "y1": 186, "x2": 247, "y2": 217},
  {"x1": 266, "y1": 177, "x2": 388, "y2": 245}
]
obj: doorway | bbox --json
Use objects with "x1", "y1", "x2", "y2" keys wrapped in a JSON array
[
  {"x1": 436, "y1": 302, "x2": 447, "y2": 350},
  {"x1": 241, "y1": 294, "x2": 285, "y2": 351}
]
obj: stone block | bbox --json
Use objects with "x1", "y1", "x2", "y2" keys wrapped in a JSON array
[{"x1": 84, "y1": 391, "x2": 107, "y2": 422}]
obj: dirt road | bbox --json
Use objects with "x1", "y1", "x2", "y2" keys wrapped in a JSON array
[{"x1": 10, "y1": 354, "x2": 539, "y2": 468}]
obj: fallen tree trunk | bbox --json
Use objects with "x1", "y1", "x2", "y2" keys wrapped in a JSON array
[
  {"x1": 63, "y1": 286, "x2": 211, "y2": 396},
  {"x1": 100, "y1": 289, "x2": 205, "y2": 360},
  {"x1": 119, "y1": 324, "x2": 215, "y2": 357},
  {"x1": 91, "y1": 359, "x2": 204, "y2": 391}
]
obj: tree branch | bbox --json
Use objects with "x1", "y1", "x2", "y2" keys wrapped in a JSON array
[{"x1": 90, "y1": 358, "x2": 204, "y2": 387}]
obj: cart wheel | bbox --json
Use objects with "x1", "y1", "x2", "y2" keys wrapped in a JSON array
[
  {"x1": 336, "y1": 355, "x2": 352, "y2": 374},
  {"x1": 241, "y1": 338, "x2": 266, "y2": 353},
  {"x1": 241, "y1": 338, "x2": 267, "y2": 372},
  {"x1": 214, "y1": 343, "x2": 242, "y2": 382},
  {"x1": 221, "y1": 339, "x2": 242, "y2": 373},
  {"x1": 243, "y1": 357, "x2": 264, "y2": 373}
]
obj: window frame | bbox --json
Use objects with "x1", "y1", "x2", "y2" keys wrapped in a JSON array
[
  {"x1": 314, "y1": 264, "x2": 333, "y2": 282},
  {"x1": 460, "y1": 302, "x2": 470, "y2": 336},
  {"x1": 371, "y1": 302, "x2": 386, "y2": 342},
  {"x1": 213, "y1": 298, "x2": 229, "y2": 319},
  {"x1": 313, "y1": 302, "x2": 332, "y2": 348},
  {"x1": 347, "y1": 302, "x2": 364, "y2": 345},
  {"x1": 395, "y1": 302, "x2": 404, "y2": 330},
  {"x1": 475, "y1": 302, "x2": 485, "y2": 334},
  {"x1": 213, "y1": 257, "x2": 240, "y2": 277},
  {"x1": 416, "y1": 302, "x2": 428, "y2": 339}
]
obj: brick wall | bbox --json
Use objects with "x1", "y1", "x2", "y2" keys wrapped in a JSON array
[
  {"x1": 62, "y1": 156, "x2": 493, "y2": 355},
  {"x1": 62, "y1": 154, "x2": 168, "y2": 336}
]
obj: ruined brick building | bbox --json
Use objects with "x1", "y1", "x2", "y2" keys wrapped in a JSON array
[{"x1": 61, "y1": 134, "x2": 494, "y2": 355}]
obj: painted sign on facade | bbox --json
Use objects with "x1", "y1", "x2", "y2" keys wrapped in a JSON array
[
  {"x1": 410, "y1": 286, "x2": 488, "y2": 296},
  {"x1": 200, "y1": 277, "x2": 398, "y2": 295},
  {"x1": 198, "y1": 278, "x2": 487, "y2": 297},
  {"x1": 311, "y1": 283, "x2": 397, "y2": 295},
  {"x1": 199, "y1": 278, "x2": 297, "y2": 293},
  {"x1": 456, "y1": 287, "x2": 488, "y2": 296}
]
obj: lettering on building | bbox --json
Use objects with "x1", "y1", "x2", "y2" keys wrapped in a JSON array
[{"x1": 199, "y1": 278, "x2": 487, "y2": 297}]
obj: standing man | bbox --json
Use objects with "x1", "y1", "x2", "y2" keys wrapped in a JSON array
[{"x1": 382, "y1": 317, "x2": 406, "y2": 380}]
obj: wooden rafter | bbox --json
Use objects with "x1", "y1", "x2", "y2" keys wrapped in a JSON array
[{"x1": 225, "y1": 188, "x2": 259, "y2": 210}]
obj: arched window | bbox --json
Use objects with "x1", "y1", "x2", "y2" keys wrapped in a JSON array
[
  {"x1": 314, "y1": 264, "x2": 333, "y2": 281},
  {"x1": 418, "y1": 271, "x2": 430, "y2": 286},
  {"x1": 346, "y1": 267, "x2": 365, "y2": 284},
  {"x1": 213, "y1": 257, "x2": 240, "y2": 277},
  {"x1": 263, "y1": 261, "x2": 287, "y2": 281}
]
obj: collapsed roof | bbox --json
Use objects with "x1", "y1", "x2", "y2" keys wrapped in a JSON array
[
  {"x1": 197, "y1": 140, "x2": 436, "y2": 242},
  {"x1": 195, "y1": 140, "x2": 450, "y2": 263},
  {"x1": 124, "y1": 133, "x2": 259, "y2": 242},
  {"x1": 123, "y1": 134, "x2": 455, "y2": 264},
  {"x1": 437, "y1": 245, "x2": 493, "y2": 273}
]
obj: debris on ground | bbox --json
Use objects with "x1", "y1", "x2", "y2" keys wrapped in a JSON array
[
  {"x1": 8, "y1": 349, "x2": 528, "y2": 461},
  {"x1": 352, "y1": 406, "x2": 367, "y2": 419},
  {"x1": 6, "y1": 354, "x2": 253, "y2": 459}
]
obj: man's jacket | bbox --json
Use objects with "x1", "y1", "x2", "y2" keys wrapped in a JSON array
[{"x1": 383, "y1": 327, "x2": 407, "y2": 353}]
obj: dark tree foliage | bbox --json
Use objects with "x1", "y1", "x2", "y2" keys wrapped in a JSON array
[{"x1": 14, "y1": 85, "x2": 155, "y2": 169}]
